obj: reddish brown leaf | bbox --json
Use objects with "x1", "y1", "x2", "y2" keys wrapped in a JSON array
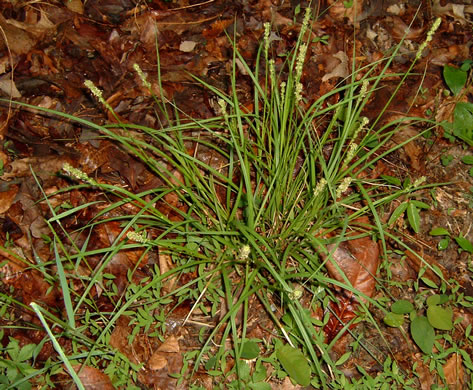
[
  {"x1": 0, "y1": 184, "x2": 18, "y2": 214},
  {"x1": 443, "y1": 353, "x2": 464, "y2": 388},
  {"x1": 202, "y1": 19, "x2": 233, "y2": 39},
  {"x1": 74, "y1": 365, "x2": 114, "y2": 390},
  {"x1": 324, "y1": 235, "x2": 379, "y2": 300},
  {"x1": 323, "y1": 297, "x2": 357, "y2": 343}
]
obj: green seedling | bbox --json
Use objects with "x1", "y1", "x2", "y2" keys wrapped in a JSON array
[
  {"x1": 384, "y1": 294, "x2": 453, "y2": 355},
  {"x1": 388, "y1": 199, "x2": 430, "y2": 234},
  {"x1": 440, "y1": 154, "x2": 453, "y2": 167},
  {"x1": 442, "y1": 60, "x2": 473, "y2": 146},
  {"x1": 312, "y1": 34, "x2": 330, "y2": 45},
  {"x1": 461, "y1": 155, "x2": 473, "y2": 177},
  {"x1": 429, "y1": 227, "x2": 450, "y2": 250},
  {"x1": 429, "y1": 227, "x2": 473, "y2": 253}
]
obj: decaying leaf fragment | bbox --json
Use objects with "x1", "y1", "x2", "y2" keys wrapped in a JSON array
[{"x1": 321, "y1": 224, "x2": 379, "y2": 300}]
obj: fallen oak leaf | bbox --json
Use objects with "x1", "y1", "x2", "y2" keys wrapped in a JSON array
[{"x1": 323, "y1": 234, "x2": 379, "y2": 300}]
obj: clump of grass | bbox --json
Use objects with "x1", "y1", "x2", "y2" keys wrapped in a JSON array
[{"x1": 2, "y1": 9, "x2": 461, "y2": 389}]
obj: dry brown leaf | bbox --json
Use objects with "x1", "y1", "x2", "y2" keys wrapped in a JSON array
[
  {"x1": 1, "y1": 156, "x2": 72, "y2": 180},
  {"x1": 443, "y1": 353, "x2": 464, "y2": 388},
  {"x1": 404, "y1": 249, "x2": 446, "y2": 285},
  {"x1": 109, "y1": 316, "x2": 142, "y2": 365},
  {"x1": 179, "y1": 40, "x2": 197, "y2": 52},
  {"x1": 4, "y1": 9, "x2": 55, "y2": 36},
  {"x1": 414, "y1": 354, "x2": 435, "y2": 390},
  {"x1": 159, "y1": 248, "x2": 177, "y2": 293},
  {"x1": 0, "y1": 184, "x2": 18, "y2": 214},
  {"x1": 66, "y1": 0, "x2": 84, "y2": 14},
  {"x1": 280, "y1": 376, "x2": 302, "y2": 389},
  {"x1": 148, "y1": 335, "x2": 180, "y2": 370},
  {"x1": 321, "y1": 51, "x2": 349, "y2": 82},
  {"x1": 0, "y1": 14, "x2": 35, "y2": 55},
  {"x1": 74, "y1": 365, "x2": 114, "y2": 390},
  {"x1": 323, "y1": 229, "x2": 379, "y2": 300},
  {"x1": 327, "y1": 0, "x2": 364, "y2": 25},
  {"x1": 0, "y1": 75, "x2": 21, "y2": 98},
  {"x1": 148, "y1": 352, "x2": 168, "y2": 371},
  {"x1": 157, "y1": 335, "x2": 180, "y2": 353},
  {"x1": 391, "y1": 126, "x2": 425, "y2": 172}
]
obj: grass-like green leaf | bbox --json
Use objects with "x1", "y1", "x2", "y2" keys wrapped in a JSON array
[
  {"x1": 388, "y1": 202, "x2": 408, "y2": 226},
  {"x1": 429, "y1": 227, "x2": 450, "y2": 236},
  {"x1": 410, "y1": 315, "x2": 435, "y2": 354},
  {"x1": 406, "y1": 202, "x2": 421, "y2": 233},
  {"x1": 455, "y1": 234, "x2": 473, "y2": 253},
  {"x1": 30, "y1": 303, "x2": 86, "y2": 390},
  {"x1": 276, "y1": 344, "x2": 311, "y2": 386}
]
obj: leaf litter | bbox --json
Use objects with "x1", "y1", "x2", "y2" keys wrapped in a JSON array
[{"x1": 0, "y1": 0, "x2": 473, "y2": 388}]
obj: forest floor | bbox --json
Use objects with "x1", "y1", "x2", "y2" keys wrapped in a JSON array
[{"x1": 0, "y1": 0, "x2": 473, "y2": 389}]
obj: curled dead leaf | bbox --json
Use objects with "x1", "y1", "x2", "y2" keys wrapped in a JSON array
[
  {"x1": 148, "y1": 352, "x2": 168, "y2": 371},
  {"x1": 148, "y1": 335, "x2": 180, "y2": 370},
  {"x1": 321, "y1": 51, "x2": 349, "y2": 82}
]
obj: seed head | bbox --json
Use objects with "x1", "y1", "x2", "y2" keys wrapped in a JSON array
[{"x1": 133, "y1": 63, "x2": 152, "y2": 90}]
